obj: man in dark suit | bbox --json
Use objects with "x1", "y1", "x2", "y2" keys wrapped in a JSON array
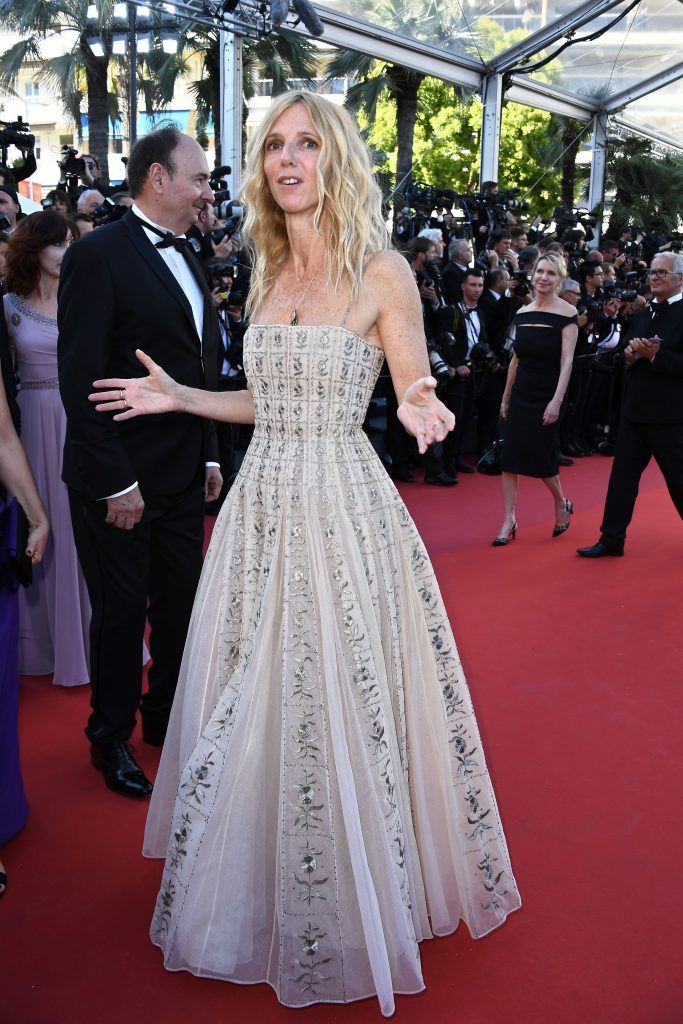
[
  {"x1": 441, "y1": 238, "x2": 472, "y2": 306},
  {"x1": 578, "y1": 252, "x2": 683, "y2": 557},
  {"x1": 58, "y1": 128, "x2": 222, "y2": 796}
]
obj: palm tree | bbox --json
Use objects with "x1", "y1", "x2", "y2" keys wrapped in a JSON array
[
  {"x1": 606, "y1": 137, "x2": 683, "y2": 237},
  {"x1": 0, "y1": 0, "x2": 118, "y2": 181},
  {"x1": 148, "y1": 26, "x2": 318, "y2": 161},
  {"x1": 323, "y1": 0, "x2": 476, "y2": 208},
  {"x1": 325, "y1": 47, "x2": 424, "y2": 208}
]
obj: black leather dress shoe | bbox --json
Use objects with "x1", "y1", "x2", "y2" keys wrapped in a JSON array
[
  {"x1": 390, "y1": 467, "x2": 416, "y2": 483},
  {"x1": 141, "y1": 719, "x2": 168, "y2": 747},
  {"x1": 564, "y1": 443, "x2": 584, "y2": 457},
  {"x1": 425, "y1": 471, "x2": 458, "y2": 486},
  {"x1": 558, "y1": 454, "x2": 574, "y2": 467},
  {"x1": 90, "y1": 742, "x2": 153, "y2": 797},
  {"x1": 454, "y1": 459, "x2": 475, "y2": 474},
  {"x1": 576, "y1": 539, "x2": 624, "y2": 558}
]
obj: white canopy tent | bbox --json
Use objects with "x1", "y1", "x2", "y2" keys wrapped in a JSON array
[{"x1": 127, "y1": 0, "x2": 683, "y2": 214}]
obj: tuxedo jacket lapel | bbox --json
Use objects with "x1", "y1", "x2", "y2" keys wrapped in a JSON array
[{"x1": 123, "y1": 213, "x2": 198, "y2": 339}]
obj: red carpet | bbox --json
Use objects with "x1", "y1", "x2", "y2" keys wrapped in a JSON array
[{"x1": 4, "y1": 456, "x2": 683, "y2": 1024}]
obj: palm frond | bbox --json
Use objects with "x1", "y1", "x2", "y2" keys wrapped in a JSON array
[
  {"x1": 345, "y1": 74, "x2": 388, "y2": 121},
  {"x1": 187, "y1": 77, "x2": 213, "y2": 126},
  {"x1": 324, "y1": 48, "x2": 375, "y2": 82},
  {"x1": 0, "y1": 0, "x2": 63, "y2": 36},
  {"x1": 0, "y1": 37, "x2": 44, "y2": 89}
]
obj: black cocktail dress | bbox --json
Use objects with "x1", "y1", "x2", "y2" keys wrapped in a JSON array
[{"x1": 502, "y1": 310, "x2": 578, "y2": 477}]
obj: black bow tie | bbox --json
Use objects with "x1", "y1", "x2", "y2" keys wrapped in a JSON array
[
  {"x1": 131, "y1": 214, "x2": 190, "y2": 253},
  {"x1": 155, "y1": 232, "x2": 189, "y2": 252}
]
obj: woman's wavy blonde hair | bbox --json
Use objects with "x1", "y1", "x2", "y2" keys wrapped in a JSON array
[
  {"x1": 241, "y1": 91, "x2": 390, "y2": 317},
  {"x1": 532, "y1": 252, "x2": 568, "y2": 294}
]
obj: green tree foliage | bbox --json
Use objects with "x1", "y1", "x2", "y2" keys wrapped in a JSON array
[
  {"x1": 365, "y1": 76, "x2": 563, "y2": 217},
  {"x1": 606, "y1": 136, "x2": 683, "y2": 236}
]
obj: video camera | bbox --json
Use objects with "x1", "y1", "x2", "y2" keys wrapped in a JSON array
[
  {"x1": 401, "y1": 182, "x2": 459, "y2": 215},
  {"x1": 0, "y1": 116, "x2": 35, "y2": 165},
  {"x1": 210, "y1": 165, "x2": 242, "y2": 225},
  {"x1": 554, "y1": 205, "x2": 597, "y2": 244},
  {"x1": 462, "y1": 187, "x2": 529, "y2": 234}
]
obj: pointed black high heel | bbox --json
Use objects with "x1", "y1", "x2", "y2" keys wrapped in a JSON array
[
  {"x1": 492, "y1": 522, "x2": 517, "y2": 547},
  {"x1": 552, "y1": 499, "x2": 573, "y2": 537}
]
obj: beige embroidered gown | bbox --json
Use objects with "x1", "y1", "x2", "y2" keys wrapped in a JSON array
[{"x1": 143, "y1": 323, "x2": 521, "y2": 1016}]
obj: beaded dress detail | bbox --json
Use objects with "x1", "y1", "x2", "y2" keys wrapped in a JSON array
[{"x1": 144, "y1": 324, "x2": 520, "y2": 1015}]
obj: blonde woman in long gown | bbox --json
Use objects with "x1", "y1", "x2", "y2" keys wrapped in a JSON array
[{"x1": 89, "y1": 91, "x2": 521, "y2": 1016}]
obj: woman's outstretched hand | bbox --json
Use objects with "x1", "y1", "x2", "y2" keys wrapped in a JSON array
[
  {"x1": 89, "y1": 350, "x2": 181, "y2": 421},
  {"x1": 397, "y1": 376, "x2": 455, "y2": 455}
]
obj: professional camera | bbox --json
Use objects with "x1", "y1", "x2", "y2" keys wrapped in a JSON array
[
  {"x1": 510, "y1": 269, "x2": 532, "y2": 297},
  {"x1": 553, "y1": 205, "x2": 597, "y2": 231},
  {"x1": 90, "y1": 198, "x2": 128, "y2": 227},
  {"x1": 621, "y1": 239, "x2": 643, "y2": 262},
  {"x1": 580, "y1": 292, "x2": 606, "y2": 326},
  {"x1": 402, "y1": 182, "x2": 458, "y2": 215},
  {"x1": 210, "y1": 165, "x2": 243, "y2": 222},
  {"x1": 602, "y1": 280, "x2": 637, "y2": 304},
  {"x1": 205, "y1": 256, "x2": 238, "y2": 295},
  {"x1": 469, "y1": 342, "x2": 497, "y2": 368},
  {"x1": 0, "y1": 117, "x2": 35, "y2": 164},
  {"x1": 416, "y1": 265, "x2": 440, "y2": 291},
  {"x1": 427, "y1": 346, "x2": 452, "y2": 384},
  {"x1": 59, "y1": 145, "x2": 88, "y2": 178},
  {"x1": 461, "y1": 187, "x2": 529, "y2": 239},
  {"x1": 211, "y1": 214, "x2": 241, "y2": 246}
]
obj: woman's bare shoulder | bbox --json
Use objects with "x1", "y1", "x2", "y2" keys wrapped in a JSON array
[
  {"x1": 556, "y1": 297, "x2": 579, "y2": 317},
  {"x1": 366, "y1": 248, "x2": 412, "y2": 281}
]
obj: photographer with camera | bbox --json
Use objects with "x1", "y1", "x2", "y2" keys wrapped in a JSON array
[
  {"x1": 76, "y1": 189, "x2": 106, "y2": 218},
  {"x1": 559, "y1": 261, "x2": 609, "y2": 457},
  {"x1": 442, "y1": 238, "x2": 473, "y2": 306},
  {"x1": 430, "y1": 268, "x2": 499, "y2": 475},
  {"x1": 404, "y1": 237, "x2": 457, "y2": 485},
  {"x1": 0, "y1": 187, "x2": 21, "y2": 236},
  {"x1": 42, "y1": 189, "x2": 73, "y2": 217}
]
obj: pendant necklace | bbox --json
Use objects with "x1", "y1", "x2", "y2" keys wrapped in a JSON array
[{"x1": 289, "y1": 268, "x2": 319, "y2": 327}]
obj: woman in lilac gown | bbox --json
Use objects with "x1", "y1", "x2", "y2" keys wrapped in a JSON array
[
  {"x1": 0, "y1": 356, "x2": 49, "y2": 894},
  {"x1": 4, "y1": 212, "x2": 90, "y2": 686}
]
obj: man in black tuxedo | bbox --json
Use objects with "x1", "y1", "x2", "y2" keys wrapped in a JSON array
[
  {"x1": 578, "y1": 252, "x2": 683, "y2": 557},
  {"x1": 58, "y1": 128, "x2": 222, "y2": 796},
  {"x1": 441, "y1": 238, "x2": 473, "y2": 306}
]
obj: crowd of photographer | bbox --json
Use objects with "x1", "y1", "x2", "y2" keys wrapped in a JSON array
[
  {"x1": 389, "y1": 179, "x2": 664, "y2": 486},
  {"x1": 0, "y1": 141, "x2": 251, "y2": 699}
]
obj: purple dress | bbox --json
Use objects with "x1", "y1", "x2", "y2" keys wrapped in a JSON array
[
  {"x1": 4, "y1": 293, "x2": 90, "y2": 686},
  {"x1": 0, "y1": 494, "x2": 28, "y2": 844}
]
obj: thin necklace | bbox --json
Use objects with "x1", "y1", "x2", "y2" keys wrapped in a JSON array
[{"x1": 289, "y1": 268, "x2": 319, "y2": 327}]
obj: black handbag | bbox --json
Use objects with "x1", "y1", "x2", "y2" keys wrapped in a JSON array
[
  {"x1": 476, "y1": 439, "x2": 504, "y2": 476},
  {"x1": 1, "y1": 495, "x2": 33, "y2": 591}
]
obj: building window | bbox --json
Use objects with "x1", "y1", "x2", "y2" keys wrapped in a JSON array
[
  {"x1": 25, "y1": 81, "x2": 40, "y2": 97},
  {"x1": 34, "y1": 137, "x2": 42, "y2": 159},
  {"x1": 112, "y1": 138, "x2": 123, "y2": 154}
]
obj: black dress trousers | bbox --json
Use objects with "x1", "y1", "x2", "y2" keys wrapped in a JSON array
[
  {"x1": 69, "y1": 475, "x2": 205, "y2": 744},
  {"x1": 600, "y1": 418, "x2": 683, "y2": 544}
]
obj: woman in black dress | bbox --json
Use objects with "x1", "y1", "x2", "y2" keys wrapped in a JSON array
[{"x1": 494, "y1": 253, "x2": 578, "y2": 545}]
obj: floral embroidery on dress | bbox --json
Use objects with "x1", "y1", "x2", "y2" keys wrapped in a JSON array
[{"x1": 148, "y1": 325, "x2": 520, "y2": 1010}]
